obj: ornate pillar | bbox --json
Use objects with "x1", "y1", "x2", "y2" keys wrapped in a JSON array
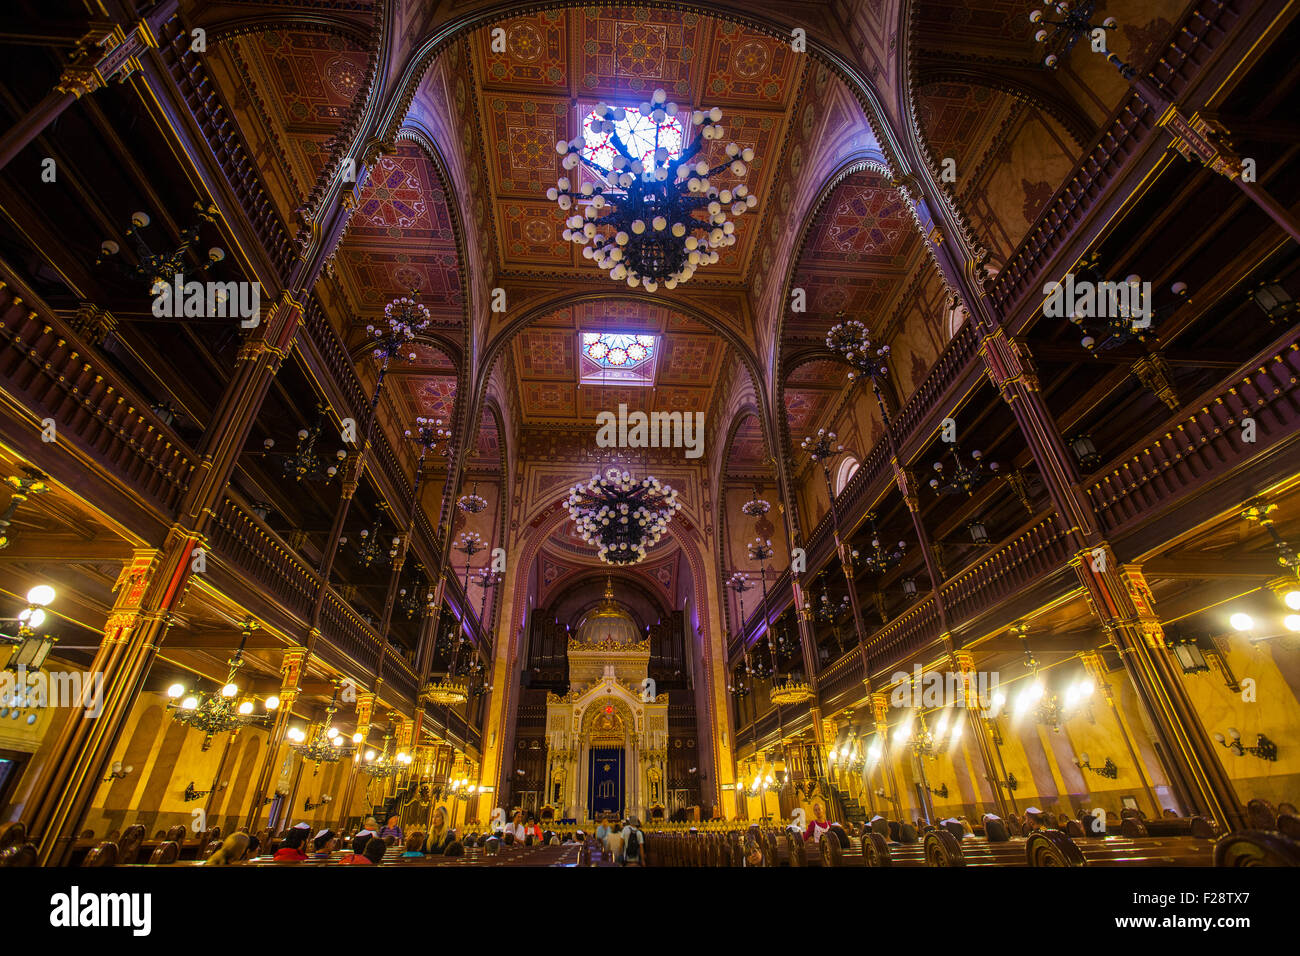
[
  {"x1": 871, "y1": 692, "x2": 902, "y2": 821},
  {"x1": 1076, "y1": 560, "x2": 1245, "y2": 829},
  {"x1": 954, "y1": 651, "x2": 1009, "y2": 818},
  {"x1": 30, "y1": 541, "x2": 195, "y2": 864},
  {"x1": 0, "y1": 18, "x2": 158, "y2": 173},
  {"x1": 243, "y1": 648, "x2": 307, "y2": 829},
  {"x1": 335, "y1": 691, "x2": 375, "y2": 832}
]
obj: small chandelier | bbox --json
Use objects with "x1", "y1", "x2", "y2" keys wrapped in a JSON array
[
  {"x1": 826, "y1": 316, "x2": 891, "y2": 386},
  {"x1": 354, "y1": 513, "x2": 401, "y2": 569},
  {"x1": 806, "y1": 577, "x2": 850, "y2": 624},
  {"x1": 458, "y1": 482, "x2": 488, "y2": 514},
  {"x1": 288, "y1": 683, "x2": 354, "y2": 770},
  {"x1": 854, "y1": 512, "x2": 906, "y2": 574},
  {"x1": 398, "y1": 570, "x2": 436, "y2": 620},
  {"x1": 368, "y1": 292, "x2": 430, "y2": 364},
  {"x1": 800, "y1": 428, "x2": 844, "y2": 465},
  {"x1": 929, "y1": 443, "x2": 998, "y2": 496},
  {"x1": 422, "y1": 674, "x2": 470, "y2": 706},
  {"x1": 261, "y1": 405, "x2": 346, "y2": 483},
  {"x1": 358, "y1": 731, "x2": 410, "y2": 780},
  {"x1": 1047, "y1": 253, "x2": 1189, "y2": 352},
  {"x1": 96, "y1": 202, "x2": 224, "y2": 291},
  {"x1": 549, "y1": 89, "x2": 756, "y2": 290},
  {"x1": 165, "y1": 623, "x2": 277, "y2": 750},
  {"x1": 741, "y1": 484, "x2": 771, "y2": 518},
  {"x1": 405, "y1": 416, "x2": 452, "y2": 459},
  {"x1": 770, "y1": 677, "x2": 814, "y2": 706},
  {"x1": 566, "y1": 467, "x2": 681, "y2": 565}
]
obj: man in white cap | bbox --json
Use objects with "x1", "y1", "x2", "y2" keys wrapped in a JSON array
[
  {"x1": 312, "y1": 829, "x2": 336, "y2": 859},
  {"x1": 273, "y1": 822, "x2": 312, "y2": 861}
]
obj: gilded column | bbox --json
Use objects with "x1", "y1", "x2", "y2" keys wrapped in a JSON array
[
  {"x1": 244, "y1": 648, "x2": 307, "y2": 829},
  {"x1": 336, "y1": 691, "x2": 375, "y2": 832},
  {"x1": 1075, "y1": 559, "x2": 1245, "y2": 829}
]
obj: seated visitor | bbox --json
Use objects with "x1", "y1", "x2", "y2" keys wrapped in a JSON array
[
  {"x1": 362, "y1": 835, "x2": 388, "y2": 864},
  {"x1": 423, "y1": 807, "x2": 456, "y2": 855},
  {"x1": 982, "y1": 813, "x2": 1009, "y2": 842},
  {"x1": 205, "y1": 832, "x2": 249, "y2": 865},
  {"x1": 341, "y1": 832, "x2": 375, "y2": 864},
  {"x1": 273, "y1": 826, "x2": 310, "y2": 862},
  {"x1": 312, "y1": 829, "x2": 336, "y2": 859},
  {"x1": 803, "y1": 802, "x2": 831, "y2": 844},
  {"x1": 380, "y1": 814, "x2": 404, "y2": 843},
  {"x1": 401, "y1": 833, "x2": 425, "y2": 858}
]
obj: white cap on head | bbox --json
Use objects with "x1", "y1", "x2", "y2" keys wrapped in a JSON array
[
  {"x1": 870, "y1": 814, "x2": 885, "y2": 822},
  {"x1": 982, "y1": 813, "x2": 1001, "y2": 822},
  {"x1": 315, "y1": 829, "x2": 333, "y2": 840},
  {"x1": 292, "y1": 822, "x2": 311, "y2": 830},
  {"x1": 1025, "y1": 806, "x2": 1044, "y2": 816}
]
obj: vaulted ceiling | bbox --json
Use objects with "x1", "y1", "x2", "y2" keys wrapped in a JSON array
[
  {"x1": 510, "y1": 300, "x2": 729, "y2": 426},
  {"x1": 465, "y1": 8, "x2": 808, "y2": 284}
]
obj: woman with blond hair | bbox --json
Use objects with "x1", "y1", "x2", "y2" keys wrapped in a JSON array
[
  {"x1": 205, "y1": 832, "x2": 250, "y2": 865},
  {"x1": 423, "y1": 806, "x2": 456, "y2": 855}
]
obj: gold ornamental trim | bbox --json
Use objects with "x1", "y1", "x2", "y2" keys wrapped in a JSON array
[
  {"x1": 421, "y1": 677, "x2": 469, "y2": 705},
  {"x1": 769, "y1": 681, "x2": 814, "y2": 706}
]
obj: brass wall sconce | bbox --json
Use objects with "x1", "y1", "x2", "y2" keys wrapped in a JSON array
[
  {"x1": 184, "y1": 780, "x2": 227, "y2": 802},
  {"x1": 1213, "y1": 729, "x2": 1277, "y2": 761},
  {"x1": 1074, "y1": 752, "x2": 1118, "y2": 778},
  {"x1": 102, "y1": 761, "x2": 133, "y2": 782},
  {"x1": 304, "y1": 794, "x2": 333, "y2": 811}
]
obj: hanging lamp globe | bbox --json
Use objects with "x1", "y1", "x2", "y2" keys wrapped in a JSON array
[{"x1": 548, "y1": 88, "x2": 756, "y2": 290}]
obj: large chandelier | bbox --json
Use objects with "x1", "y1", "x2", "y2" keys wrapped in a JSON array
[
  {"x1": 288, "y1": 683, "x2": 353, "y2": 771},
  {"x1": 566, "y1": 467, "x2": 681, "y2": 565},
  {"x1": 165, "y1": 624, "x2": 277, "y2": 750},
  {"x1": 826, "y1": 317, "x2": 891, "y2": 386},
  {"x1": 549, "y1": 88, "x2": 756, "y2": 290},
  {"x1": 357, "y1": 731, "x2": 411, "y2": 780}
]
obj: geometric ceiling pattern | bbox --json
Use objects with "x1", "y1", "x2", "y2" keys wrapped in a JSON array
[
  {"x1": 469, "y1": 9, "x2": 807, "y2": 282},
  {"x1": 337, "y1": 142, "x2": 463, "y2": 326},
  {"x1": 787, "y1": 169, "x2": 921, "y2": 339},
  {"x1": 221, "y1": 31, "x2": 371, "y2": 209},
  {"x1": 782, "y1": 359, "x2": 850, "y2": 444},
  {"x1": 513, "y1": 301, "x2": 727, "y2": 424}
]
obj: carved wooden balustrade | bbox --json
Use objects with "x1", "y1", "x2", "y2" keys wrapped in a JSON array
[
  {"x1": 0, "y1": 265, "x2": 195, "y2": 525},
  {"x1": 156, "y1": 16, "x2": 296, "y2": 281},
  {"x1": 208, "y1": 492, "x2": 318, "y2": 622},
  {"x1": 734, "y1": 322, "x2": 1300, "y2": 746},
  {"x1": 989, "y1": 0, "x2": 1239, "y2": 322}
]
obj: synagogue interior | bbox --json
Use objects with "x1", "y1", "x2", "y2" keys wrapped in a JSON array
[{"x1": 0, "y1": 0, "x2": 1299, "y2": 880}]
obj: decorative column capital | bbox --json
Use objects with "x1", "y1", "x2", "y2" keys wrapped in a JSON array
[
  {"x1": 1159, "y1": 108, "x2": 1242, "y2": 181},
  {"x1": 56, "y1": 22, "x2": 152, "y2": 98}
]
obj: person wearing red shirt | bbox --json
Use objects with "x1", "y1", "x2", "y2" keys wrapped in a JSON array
[
  {"x1": 803, "y1": 802, "x2": 831, "y2": 844},
  {"x1": 272, "y1": 826, "x2": 310, "y2": 861}
]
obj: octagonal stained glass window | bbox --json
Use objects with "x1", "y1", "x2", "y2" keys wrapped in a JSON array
[{"x1": 581, "y1": 107, "x2": 685, "y2": 172}]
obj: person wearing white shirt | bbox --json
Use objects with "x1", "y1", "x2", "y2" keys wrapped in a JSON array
[{"x1": 503, "y1": 810, "x2": 527, "y2": 843}]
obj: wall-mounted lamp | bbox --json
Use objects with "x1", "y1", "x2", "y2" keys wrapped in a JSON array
[
  {"x1": 1213, "y1": 728, "x2": 1277, "y2": 761},
  {"x1": 184, "y1": 780, "x2": 228, "y2": 802},
  {"x1": 1073, "y1": 752, "x2": 1118, "y2": 778},
  {"x1": 102, "y1": 761, "x2": 134, "y2": 782},
  {"x1": 304, "y1": 793, "x2": 333, "y2": 811}
]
